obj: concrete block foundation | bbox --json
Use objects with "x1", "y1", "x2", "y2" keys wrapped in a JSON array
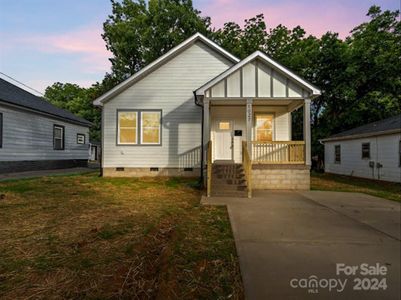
[{"x1": 251, "y1": 164, "x2": 310, "y2": 190}]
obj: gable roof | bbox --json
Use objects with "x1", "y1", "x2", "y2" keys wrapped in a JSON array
[
  {"x1": 0, "y1": 78, "x2": 92, "y2": 126},
  {"x1": 321, "y1": 114, "x2": 401, "y2": 142},
  {"x1": 93, "y1": 33, "x2": 240, "y2": 106},
  {"x1": 195, "y1": 50, "x2": 321, "y2": 98}
]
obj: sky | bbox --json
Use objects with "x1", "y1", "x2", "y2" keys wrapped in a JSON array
[{"x1": 0, "y1": 0, "x2": 399, "y2": 94}]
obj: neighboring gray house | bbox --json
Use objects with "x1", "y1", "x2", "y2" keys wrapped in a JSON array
[
  {"x1": 0, "y1": 78, "x2": 92, "y2": 173},
  {"x1": 93, "y1": 33, "x2": 321, "y2": 197},
  {"x1": 321, "y1": 114, "x2": 401, "y2": 183}
]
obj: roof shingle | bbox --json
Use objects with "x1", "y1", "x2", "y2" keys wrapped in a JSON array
[
  {"x1": 323, "y1": 114, "x2": 401, "y2": 141},
  {"x1": 0, "y1": 78, "x2": 91, "y2": 126}
]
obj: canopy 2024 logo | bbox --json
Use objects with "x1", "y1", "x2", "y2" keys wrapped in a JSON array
[{"x1": 290, "y1": 263, "x2": 388, "y2": 294}]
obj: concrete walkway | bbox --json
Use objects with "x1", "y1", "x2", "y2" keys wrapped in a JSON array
[
  {"x1": 0, "y1": 167, "x2": 96, "y2": 181},
  {"x1": 202, "y1": 191, "x2": 400, "y2": 299}
]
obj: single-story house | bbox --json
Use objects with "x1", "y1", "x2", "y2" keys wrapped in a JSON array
[
  {"x1": 93, "y1": 33, "x2": 321, "y2": 197},
  {"x1": 321, "y1": 114, "x2": 401, "y2": 183},
  {"x1": 0, "y1": 78, "x2": 92, "y2": 173}
]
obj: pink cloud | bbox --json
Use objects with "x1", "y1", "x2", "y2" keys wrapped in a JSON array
[
  {"x1": 201, "y1": 1, "x2": 370, "y2": 38},
  {"x1": 3, "y1": 25, "x2": 111, "y2": 74}
]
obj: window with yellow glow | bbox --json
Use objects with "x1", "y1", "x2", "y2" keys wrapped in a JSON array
[
  {"x1": 255, "y1": 114, "x2": 273, "y2": 141},
  {"x1": 141, "y1": 111, "x2": 161, "y2": 144},
  {"x1": 118, "y1": 111, "x2": 137, "y2": 144},
  {"x1": 219, "y1": 122, "x2": 231, "y2": 130}
]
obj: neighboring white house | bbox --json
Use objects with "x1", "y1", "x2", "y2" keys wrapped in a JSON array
[
  {"x1": 0, "y1": 78, "x2": 92, "y2": 173},
  {"x1": 93, "y1": 33, "x2": 321, "y2": 196},
  {"x1": 321, "y1": 114, "x2": 401, "y2": 183}
]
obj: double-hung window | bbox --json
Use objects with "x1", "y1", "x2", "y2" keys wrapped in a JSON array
[
  {"x1": 53, "y1": 125, "x2": 64, "y2": 150},
  {"x1": 361, "y1": 143, "x2": 370, "y2": 159},
  {"x1": 0, "y1": 112, "x2": 3, "y2": 148},
  {"x1": 334, "y1": 145, "x2": 341, "y2": 163},
  {"x1": 255, "y1": 114, "x2": 273, "y2": 142},
  {"x1": 399, "y1": 140, "x2": 401, "y2": 167},
  {"x1": 141, "y1": 111, "x2": 161, "y2": 144},
  {"x1": 118, "y1": 111, "x2": 138, "y2": 144},
  {"x1": 117, "y1": 110, "x2": 161, "y2": 145}
]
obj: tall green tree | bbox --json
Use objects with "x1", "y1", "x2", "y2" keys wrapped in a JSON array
[
  {"x1": 44, "y1": 83, "x2": 102, "y2": 142},
  {"x1": 102, "y1": 0, "x2": 210, "y2": 80}
]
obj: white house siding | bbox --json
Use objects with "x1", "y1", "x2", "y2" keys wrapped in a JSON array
[
  {"x1": 210, "y1": 105, "x2": 291, "y2": 163},
  {"x1": 102, "y1": 41, "x2": 233, "y2": 169},
  {"x1": 324, "y1": 133, "x2": 401, "y2": 183},
  {"x1": 0, "y1": 104, "x2": 90, "y2": 161}
]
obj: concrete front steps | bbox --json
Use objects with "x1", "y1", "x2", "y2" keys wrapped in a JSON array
[{"x1": 211, "y1": 163, "x2": 248, "y2": 197}]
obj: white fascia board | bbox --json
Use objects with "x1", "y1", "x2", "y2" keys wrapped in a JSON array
[
  {"x1": 93, "y1": 33, "x2": 239, "y2": 106},
  {"x1": 195, "y1": 50, "x2": 321, "y2": 98}
]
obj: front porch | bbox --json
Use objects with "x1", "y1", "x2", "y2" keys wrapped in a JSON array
[
  {"x1": 203, "y1": 97, "x2": 312, "y2": 197},
  {"x1": 194, "y1": 51, "x2": 320, "y2": 197}
]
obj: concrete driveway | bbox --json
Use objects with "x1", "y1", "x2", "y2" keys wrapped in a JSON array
[{"x1": 202, "y1": 191, "x2": 400, "y2": 299}]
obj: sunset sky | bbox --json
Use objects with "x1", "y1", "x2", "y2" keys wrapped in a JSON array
[{"x1": 0, "y1": 0, "x2": 399, "y2": 94}]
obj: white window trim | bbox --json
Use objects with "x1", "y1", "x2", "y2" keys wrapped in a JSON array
[
  {"x1": 140, "y1": 111, "x2": 161, "y2": 145},
  {"x1": 254, "y1": 113, "x2": 275, "y2": 142},
  {"x1": 117, "y1": 111, "x2": 138, "y2": 145},
  {"x1": 53, "y1": 125, "x2": 64, "y2": 150}
]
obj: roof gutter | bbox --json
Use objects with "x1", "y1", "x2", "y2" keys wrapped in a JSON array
[{"x1": 193, "y1": 91, "x2": 204, "y2": 187}]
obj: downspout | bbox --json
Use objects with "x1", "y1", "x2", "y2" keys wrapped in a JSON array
[{"x1": 193, "y1": 91, "x2": 204, "y2": 186}]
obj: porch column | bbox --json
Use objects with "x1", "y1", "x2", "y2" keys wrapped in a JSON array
[
  {"x1": 303, "y1": 98, "x2": 311, "y2": 166},
  {"x1": 203, "y1": 98, "x2": 210, "y2": 148},
  {"x1": 246, "y1": 98, "x2": 253, "y2": 154}
]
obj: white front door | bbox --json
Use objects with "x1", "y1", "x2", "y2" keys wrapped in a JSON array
[{"x1": 214, "y1": 120, "x2": 233, "y2": 161}]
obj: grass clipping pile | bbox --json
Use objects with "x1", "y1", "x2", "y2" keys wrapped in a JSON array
[{"x1": 0, "y1": 174, "x2": 243, "y2": 299}]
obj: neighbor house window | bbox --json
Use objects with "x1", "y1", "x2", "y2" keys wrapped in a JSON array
[
  {"x1": 255, "y1": 114, "x2": 273, "y2": 141},
  {"x1": 141, "y1": 111, "x2": 161, "y2": 144},
  {"x1": 0, "y1": 112, "x2": 2, "y2": 148},
  {"x1": 77, "y1": 133, "x2": 85, "y2": 144},
  {"x1": 362, "y1": 142, "x2": 370, "y2": 159},
  {"x1": 53, "y1": 125, "x2": 64, "y2": 150},
  {"x1": 118, "y1": 111, "x2": 138, "y2": 144},
  {"x1": 334, "y1": 145, "x2": 341, "y2": 163},
  {"x1": 399, "y1": 140, "x2": 401, "y2": 167}
]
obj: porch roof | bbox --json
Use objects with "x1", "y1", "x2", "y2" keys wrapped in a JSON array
[{"x1": 195, "y1": 51, "x2": 321, "y2": 99}]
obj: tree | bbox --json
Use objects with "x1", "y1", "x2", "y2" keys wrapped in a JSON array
[
  {"x1": 44, "y1": 83, "x2": 102, "y2": 142},
  {"x1": 102, "y1": 0, "x2": 210, "y2": 80}
]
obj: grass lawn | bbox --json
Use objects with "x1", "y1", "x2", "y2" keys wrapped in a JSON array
[
  {"x1": 0, "y1": 173, "x2": 243, "y2": 299},
  {"x1": 311, "y1": 172, "x2": 401, "y2": 202}
]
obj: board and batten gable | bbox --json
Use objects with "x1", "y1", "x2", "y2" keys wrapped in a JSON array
[
  {"x1": 0, "y1": 103, "x2": 90, "y2": 162},
  {"x1": 324, "y1": 133, "x2": 401, "y2": 183},
  {"x1": 206, "y1": 59, "x2": 306, "y2": 99},
  {"x1": 102, "y1": 41, "x2": 233, "y2": 169}
]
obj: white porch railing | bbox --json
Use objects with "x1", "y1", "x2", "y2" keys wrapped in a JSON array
[{"x1": 251, "y1": 141, "x2": 305, "y2": 164}]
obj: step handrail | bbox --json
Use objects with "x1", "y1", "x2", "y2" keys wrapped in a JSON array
[
  {"x1": 242, "y1": 141, "x2": 252, "y2": 198},
  {"x1": 207, "y1": 140, "x2": 212, "y2": 197}
]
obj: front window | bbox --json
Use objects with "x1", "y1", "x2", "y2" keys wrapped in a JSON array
[
  {"x1": 362, "y1": 142, "x2": 370, "y2": 159},
  {"x1": 53, "y1": 125, "x2": 64, "y2": 150},
  {"x1": 0, "y1": 112, "x2": 3, "y2": 148},
  {"x1": 118, "y1": 111, "x2": 137, "y2": 144},
  {"x1": 255, "y1": 114, "x2": 273, "y2": 141},
  {"x1": 335, "y1": 145, "x2": 341, "y2": 163},
  {"x1": 141, "y1": 111, "x2": 161, "y2": 144}
]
